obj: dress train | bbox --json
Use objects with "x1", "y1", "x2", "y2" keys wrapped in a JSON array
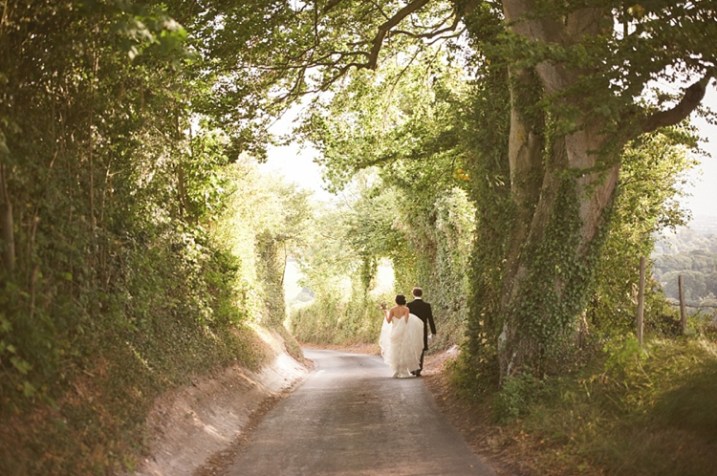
[{"x1": 379, "y1": 313, "x2": 424, "y2": 378}]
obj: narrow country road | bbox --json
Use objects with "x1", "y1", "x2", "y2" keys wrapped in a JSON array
[{"x1": 223, "y1": 349, "x2": 495, "y2": 476}]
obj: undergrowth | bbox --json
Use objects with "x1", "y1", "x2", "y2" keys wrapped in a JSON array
[
  {"x1": 0, "y1": 321, "x2": 267, "y2": 475},
  {"x1": 450, "y1": 335, "x2": 717, "y2": 475}
]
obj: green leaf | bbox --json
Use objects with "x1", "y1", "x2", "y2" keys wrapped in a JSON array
[{"x1": 11, "y1": 356, "x2": 32, "y2": 375}]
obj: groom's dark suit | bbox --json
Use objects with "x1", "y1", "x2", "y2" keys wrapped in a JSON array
[{"x1": 407, "y1": 297, "x2": 436, "y2": 374}]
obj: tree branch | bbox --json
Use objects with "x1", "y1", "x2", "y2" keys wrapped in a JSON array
[
  {"x1": 259, "y1": 50, "x2": 371, "y2": 71},
  {"x1": 423, "y1": 28, "x2": 465, "y2": 46},
  {"x1": 641, "y1": 74, "x2": 713, "y2": 134},
  {"x1": 367, "y1": 0, "x2": 392, "y2": 21},
  {"x1": 392, "y1": 10, "x2": 458, "y2": 39},
  {"x1": 365, "y1": 0, "x2": 432, "y2": 70},
  {"x1": 271, "y1": 0, "x2": 439, "y2": 101}
]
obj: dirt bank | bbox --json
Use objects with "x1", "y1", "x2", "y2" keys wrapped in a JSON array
[{"x1": 132, "y1": 327, "x2": 308, "y2": 476}]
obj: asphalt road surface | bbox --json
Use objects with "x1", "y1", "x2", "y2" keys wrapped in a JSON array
[{"x1": 224, "y1": 349, "x2": 495, "y2": 476}]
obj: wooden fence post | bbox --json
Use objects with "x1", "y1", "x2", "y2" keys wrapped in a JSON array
[
  {"x1": 678, "y1": 274, "x2": 687, "y2": 335},
  {"x1": 636, "y1": 256, "x2": 646, "y2": 345}
]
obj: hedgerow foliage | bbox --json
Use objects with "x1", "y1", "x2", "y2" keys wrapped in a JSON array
[{"x1": 0, "y1": 3, "x2": 307, "y2": 473}]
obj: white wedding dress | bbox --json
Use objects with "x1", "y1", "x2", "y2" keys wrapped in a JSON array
[{"x1": 379, "y1": 313, "x2": 424, "y2": 378}]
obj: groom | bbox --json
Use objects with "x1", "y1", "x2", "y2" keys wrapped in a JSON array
[{"x1": 407, "y1": 287, "x2": 436, "y2": 377}]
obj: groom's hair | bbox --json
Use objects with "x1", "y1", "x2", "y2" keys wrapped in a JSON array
[
  {"x1": 412, "y1": 287, "x2": 423, "y2": 297},
  {"x1": 395, "y1": 294, "x2": 407, "y2": 305}
]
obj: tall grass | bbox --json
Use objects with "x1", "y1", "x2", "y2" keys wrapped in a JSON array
[{"x1": 451, "y1": 335, "x2": 717, "y2": 475}]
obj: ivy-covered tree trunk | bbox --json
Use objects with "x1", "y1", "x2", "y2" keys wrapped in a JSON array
[
  {"x1": 490, "y1": 1, "x2": 709, "y2": 380},
  {"x1": 497, "y1": 117, "x2": 620, "y2": 378}
]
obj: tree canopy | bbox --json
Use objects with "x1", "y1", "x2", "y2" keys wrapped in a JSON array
[
  {"x1": 1, "y1": 2, "x2": 715, "y2": 471},
  {"x1": 224, "y1": 0, "x2": 716, "y2": 379}
]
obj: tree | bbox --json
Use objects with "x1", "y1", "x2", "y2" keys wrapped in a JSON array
[
  {"x1": 215, "y1": 0, "x2": 715, "y2": 380},
  {"x1": 473, "y1": 0, "x2": 714, "y2": 380},
  {"x1": 289, "y1": 192, "x2": 387, "y2": 345},
  {"x1": 301, "y1": 53, "x2": 480, "y2": 344}
]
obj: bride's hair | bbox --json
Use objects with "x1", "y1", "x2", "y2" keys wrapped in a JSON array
[{"x1": 395, "y1": 294, "x2": 406, "y2": 305}]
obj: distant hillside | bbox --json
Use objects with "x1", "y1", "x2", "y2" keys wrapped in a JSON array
[
  {"x1": 685, "y1": 214, "x2": 717, "y2": 235},
  {"x1": 653, "y1": 224, "x2": 717, "y2": 305}
]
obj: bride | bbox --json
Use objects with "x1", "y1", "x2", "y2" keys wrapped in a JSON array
[{"x1": 379, "y1": 295, "x2": 425, "y2": 378}]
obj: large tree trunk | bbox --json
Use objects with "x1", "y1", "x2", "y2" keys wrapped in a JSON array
[
  {"x1": 498, "y1": 121, "x2": 620, "y2": 378},
  {"x1": 493, "y1": 1, "x2": 709, "y2": 380},
  {"x1": 497, "y1": 2, "x2": 620, "y2": 379}
]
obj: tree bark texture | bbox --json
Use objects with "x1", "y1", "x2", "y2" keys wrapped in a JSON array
[{"x1": 496, "y1": 2, "x2": 627, "y2": 379}]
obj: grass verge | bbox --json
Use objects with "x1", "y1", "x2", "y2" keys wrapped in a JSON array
[{"x1": 427, "y1": 336, "x2": 717, "y2": 476}]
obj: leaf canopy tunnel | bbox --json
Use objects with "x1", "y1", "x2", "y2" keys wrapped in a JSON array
[
  {"x1": 1, "y1": 0, "x2": 714, "y2": 400},
  {"x1": 209, "y1": 0, "x2": 714, "y2": 381},
  {"x1": 4, "y1": 1, "x2": 716, "y2": 473}
]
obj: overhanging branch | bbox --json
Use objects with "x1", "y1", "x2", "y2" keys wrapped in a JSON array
[
  {"x1": 392, "y1": 13, "x2": 460, "y2": 40},
  {"x1": 365, "y1": 0, "x2": 432, "y2": 70},
  {"x1": 641, "y1": 74, "x2": 713, "y2": 134},
  {"x1": 272, "y1": 0, "x2": 441, "y2": 101}
]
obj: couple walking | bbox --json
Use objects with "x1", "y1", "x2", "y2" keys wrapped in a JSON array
[{"x1": 379, "y1": 287, "x2": 437, "y2": 378}]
